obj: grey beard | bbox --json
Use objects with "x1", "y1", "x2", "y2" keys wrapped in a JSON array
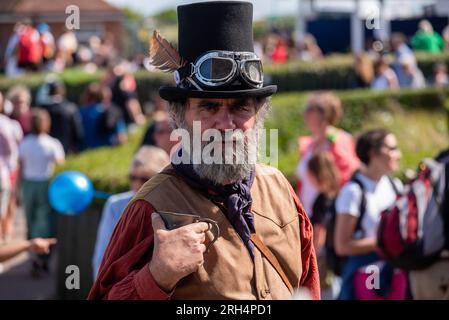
[
  {"x1": 184, "y1": 129, "x2": 259, "y2": 185},
  {"x1": 193, "y1": 162, "x2": 253, "y2": 185}
]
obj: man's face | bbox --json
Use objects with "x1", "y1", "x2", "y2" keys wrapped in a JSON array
[
  {"x1": 179, "y1": 97, "x2": 262, "y2": 185},
  {"x1": 184, "y1": 98, "x2": 257, "y2": 133}
]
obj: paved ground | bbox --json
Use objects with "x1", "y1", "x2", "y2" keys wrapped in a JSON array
[{"x1": 0, "y1": 208, "x2": 57, "y2": 300}]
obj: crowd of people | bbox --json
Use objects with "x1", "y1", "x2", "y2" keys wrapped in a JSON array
[
  {"x1": 4, "y1": 17, "x2": 449, "y2": 77},
  {"x1": 254, "y1": 19, "x2": 449, "y2": 66},
  {"x1": 2, "y1": 19, "x2": 144, "y2": 77},
  {"x1": 257, "y1": 32, "x2": 323, "y2": 64},
  {"x1": 1, "y1": 7, "x2": 448, "y2": 300},
  {"x1": 295, "y1": 91, "x2": 449, "y2": 300},
  {"x1": 2, "y1": 18, "x2": 449, "y2": 97},
  {"x1": 355, "y1": 29, "x2": 448, "y2": 91}
]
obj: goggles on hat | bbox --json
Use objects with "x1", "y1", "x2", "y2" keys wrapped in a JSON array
[{"x1": 175, "y1": 51, "x2": 264, "y2": 90}]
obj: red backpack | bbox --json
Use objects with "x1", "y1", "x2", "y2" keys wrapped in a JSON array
[
  {"x1": 18, "y1": 26, "x2": 42, "y2": 65},
  {"x1": 377, "y1": 158, "x2": 448, "y2": 271}
]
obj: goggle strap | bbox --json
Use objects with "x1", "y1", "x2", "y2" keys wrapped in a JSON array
[
  {"x1": 177, "y1": 64, "x2": 194, "y2": 82},
  {"x1": 186, "y1": 77, "x2": 203, "y2": 91},
  {"x1": 175, "y1": 64, "x2": 203, "y2": 90}
]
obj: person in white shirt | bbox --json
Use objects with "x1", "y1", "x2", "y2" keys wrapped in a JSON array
[
  {"x1": 335, "y1": 128, "x2": 407, "y2": 300},
  {"x1": 18, "y1": 108, "x2": 64, "y2": 277},
  {"x1": 92, "y1": 146, "x2": 169, "y2": 279},
  {"x1": 0, "y1": 91, "x2": 23, "y2": 240}
]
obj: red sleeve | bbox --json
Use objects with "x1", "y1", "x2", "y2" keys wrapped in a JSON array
[
  {"x1": 288, "y1": 184, "x2": 321, "y2": 300},
  {"x1": 87, "y1": 200, "x2": 170, "y2": 300}
]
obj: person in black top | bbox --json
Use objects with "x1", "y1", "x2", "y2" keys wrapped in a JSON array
[
  {"x1": 307, "y1": 151, "x2": 341, "y2": 297},
  {"x1": 38, "y1": 79, "x2": 84, "y2": 154},
  {"x1": 109, "y1": 62, "x2": 145, "y2": 127}
]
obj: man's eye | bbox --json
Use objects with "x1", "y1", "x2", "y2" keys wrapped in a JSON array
[
  {"x1": 233, "y1": 105, "x2": 250, "y2": 112},
  {"x1": 200, "y1": 105, "x2": 218, "y2": 112}
]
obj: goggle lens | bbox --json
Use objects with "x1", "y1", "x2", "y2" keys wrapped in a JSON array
[
  {"x1": 199, "y1": 57, "x2": 234, "y2": 80},
  {"x1": 243, "y1": 60, "x2": 263, "y2": 83}
]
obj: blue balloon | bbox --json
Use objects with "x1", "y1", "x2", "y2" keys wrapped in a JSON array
[{"x1": 49, "y1": 171, "x2": 94, "y2": 215}]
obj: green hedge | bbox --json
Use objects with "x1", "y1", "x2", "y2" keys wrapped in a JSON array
[
  {"x1": 56, "y1": 87, "x2": 449, "y2": 195},
  {"x1": 2, "y1": 52, "x2": 449, "y2": 104}
]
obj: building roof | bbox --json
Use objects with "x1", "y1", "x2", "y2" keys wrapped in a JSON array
[{"x1": 0, "y1": 0, "x2": 121, "y2": 14}]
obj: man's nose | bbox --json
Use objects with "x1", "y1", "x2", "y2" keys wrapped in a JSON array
[{"x1": 214, "y1": 108, "x2": 236, "y2": 130}]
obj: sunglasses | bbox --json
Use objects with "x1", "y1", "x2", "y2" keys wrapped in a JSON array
[
  {"x1": 382, "y1": 144, "x2": 399, "y2": 151},
  {"x1": 128, "y1": 175, "x2": 151, "y2": 184},
  {"x1": 175, "y1": 51, "x2": 264, "y2": 90}
]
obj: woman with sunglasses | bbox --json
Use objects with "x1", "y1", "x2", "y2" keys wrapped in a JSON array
[
  {"x1": 334, "y1": 128, "x2": 407, "y2": 300},
  {"x1": 92, "y1": 146, "x2": 169, "y2": 279}
]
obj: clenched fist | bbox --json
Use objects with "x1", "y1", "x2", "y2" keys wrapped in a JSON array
[{"x1": 148, "y1": 212, "x2": 208, "y2": 292}]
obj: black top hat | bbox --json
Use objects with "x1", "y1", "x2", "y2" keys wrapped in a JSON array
[{"x1": 158, "y1": 1, "x2": 277, "y2": 102}]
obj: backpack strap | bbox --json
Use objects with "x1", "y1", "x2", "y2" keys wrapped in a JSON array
[
  {"x1": 349, "y1": 173, "x2": 367, "y2": 236},
  {"x1": 386, "y1": 176, "x2": 400, "y2": 196}
]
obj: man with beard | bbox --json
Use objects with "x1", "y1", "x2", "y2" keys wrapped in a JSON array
[{"x1": 88, "y1": 1, "x2": 319, "y2": 300}]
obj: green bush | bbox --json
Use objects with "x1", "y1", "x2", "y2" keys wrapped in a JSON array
[
  {"x1": 2, "y1": 52, "x2": 449, "y2": 104},
  {"x1": 57, "y1": 87, "x2": 449, "y2": 194}
]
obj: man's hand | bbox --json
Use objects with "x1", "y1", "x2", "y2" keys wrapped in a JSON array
[
  {"x1": 149, "y1": 212, "x2": 208, "y2": 292},
  {"x1": 29, "y1": 238, "x2": 58, "y2": 254}
]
